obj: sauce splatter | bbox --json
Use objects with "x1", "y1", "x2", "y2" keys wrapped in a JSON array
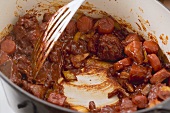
[{"x1": 159, "y1": 34, "x2": 168, "y2": 45}]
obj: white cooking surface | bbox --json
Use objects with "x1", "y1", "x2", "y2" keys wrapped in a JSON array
[{"x1": 0, "y1": 78, "x2": 15, "y2": 113}]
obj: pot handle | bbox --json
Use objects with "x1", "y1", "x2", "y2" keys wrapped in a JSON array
[{"x1": 18, "y1": 100, "x2": 38, "y2": 113}]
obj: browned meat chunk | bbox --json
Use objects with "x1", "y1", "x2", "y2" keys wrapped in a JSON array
[
  {"x1": 77, "y1": 16, "x2": 93, "y2": 33},
  {"x1": 13, "y1": 14, "x2": 40, "y2": 48},
  {"x1": 87, "y1": 34, "x2": 99, "y2": 54},
  {"x1": 39, "y1": 22, "x2": 48, "y2": 32},
  {"x1": 120, "y1": 98, "x2": 137, "y2": 113},
  {"x1": 143, "y1": 41, "x2": 159, "y2": 54},
  {"x1": 125, "y1": 41, "x2": 144, "y2": 64},
  {"x1": 0, "y1": 60, "x2": 13, "y2": 79},
  {"x1": 132, "y1": 95, "x2": 148, "y2": 108},
  {"x1": 13, "y1": 25, "x2": 26, "y2": 40},
  {"x1": 122, "y1": 33, "x2": 140, "y2": 45},
  {"x1": 148, "y1": 54, "x2": 161, "y2": 72},
  {"x1": 129, "y1": 64, "x2": 148, "y2": 84},
  {"x1": 42, "y1": 13, "x2": 53, "y2": 22},
  {"x1": 114, "y1": 57, "x2": 132, "y2": 71},
  {"x1": 63, "y1": 39, "x2": 88, "y2": 56},
  {"x1": 65, "y1": 20, "x2": 77, "y2": 35},
  {"x1": 47, "y1": 92, "x2": 66, "y2": 106},
  {"x1": 49, "y1": 44, "x2": 63, "y2": 63},
  {"x1": 150, "y1": 68, "x2": 170, "y2": 84},
  {"x1": 14, "y1": 55, "x2": 33, "y2": 82},
  {"x1": 97, "y1": 17, "x2": 114, "y2": 34},
  {"x1": 30, "y1": 85, "x2": 47, "y2": 99},
  {"x1": 97, "y1": 34, "x2": 123, "y2": 61},
  {"x1": 0, "y1": 50, "x2": 9, "y2": 65},
  {"x1": 1, "y1": 39, "x2": 16, "y2": 54}
]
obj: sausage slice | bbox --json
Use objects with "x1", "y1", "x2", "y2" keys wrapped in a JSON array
[{"x1": 1, "y1": 39, "x2": 16, "y2": 54}]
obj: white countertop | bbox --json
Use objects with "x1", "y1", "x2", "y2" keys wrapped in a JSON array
[{"x1": 0, "y1": 78, "x2": 15, "y2": 113}]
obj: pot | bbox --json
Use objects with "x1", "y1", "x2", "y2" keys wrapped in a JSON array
[{"x1": 0, "y1": 0, "x2": 170, "y2": 113}]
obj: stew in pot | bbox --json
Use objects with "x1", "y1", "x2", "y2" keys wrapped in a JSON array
[{"x1": 1, "y1": 13, "x2": 170, "y2": 113}]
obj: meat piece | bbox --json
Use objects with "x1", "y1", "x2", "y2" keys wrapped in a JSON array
[
  {"x1": 125, "y1": 41, "x2": 144, "y2": 64},
  {"x1": 65, "y1": 20, "x2": 77, "y2": 35},
  {"x1": 120, "y1": 98, "x2": 137, "y2": 113},
  {"x1": 0, "y1": 60, "x2": 13, "y2": 78},
  {"x1": 122, "y1": 33, "x2": 140, "y2": 45},
  {"x1": 87, "y1": 34, "x2": 99, "y2": 54},
  {"x1": 132, "y1": 95, "x2": 148, "y2": 109},
  {"x1": 129, "y1": 64, "x2": 148, "y2": 84},
  {"x1": 148, "y1": 54, "x2": 161, "y2": 72},
  {"x1": 97, "y1": 17, "x2": 114, "y2": 34},
  {"x1": 77, "y1": 16, "x2": 93, "y2": 33},
  {"x1": 26, "y1": 29, "x2": 40, "y2": 44},
  {"x1": 114, "y1": 57, "x2": 132, "y2": 71},
  {"x1": 150, "y1": 68, "x2": 170, "y2": 84},
  {"x1": 47, "y1": 92, "x2": 66, "y2": 106},
  {"x1": 21, "y1": 80, "x2": 32, "y2": 91},
  {"x1": 35, "y1": 61, "x2": 52, "y2": 84},
  {"x1": 71, "y1": 53, "x2": 89, "y2": 68},
  {"x1": 1, "y1": 39, "x2": 16, "y2": 54},
  {"x1": 49, "y1": 44, "x2": 63, "y2": 63},
  {"x1": 63, "y1": 39, "x2": 88, "y2": 56},
  {"x1": 13, "y1": 25, "x2": 36, "y2": 55},
  {"x1": 97, "y1": 34, "x2": 123, "y2": 61},
  {"x1": 13, "y1": 13, "x2": 40, "y2": 46},
  {"x1": 143, "y1": 41, "x2": 159, "y2": 54},
  {"x1": 42, "y1": 13, "x2": 53, "y2": 22},
  {"x1": 13, "y1": 25, "x2": 26, "y2": 40},
  {"x1": 30, "y1": 85, "x2": 47, "y2": 99},
  {"x1": 112, "y1": 29, "x2": 128, "y2": 41},
  {"x1": 15, "y1": 55, "x2": 32, "y2": 82},
  {"x1": 39, "y1": 22, "x2": 48, "y2": 32},
  {"x1": 0, "y1": 50, "x2": 9, "y2": 65}
]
